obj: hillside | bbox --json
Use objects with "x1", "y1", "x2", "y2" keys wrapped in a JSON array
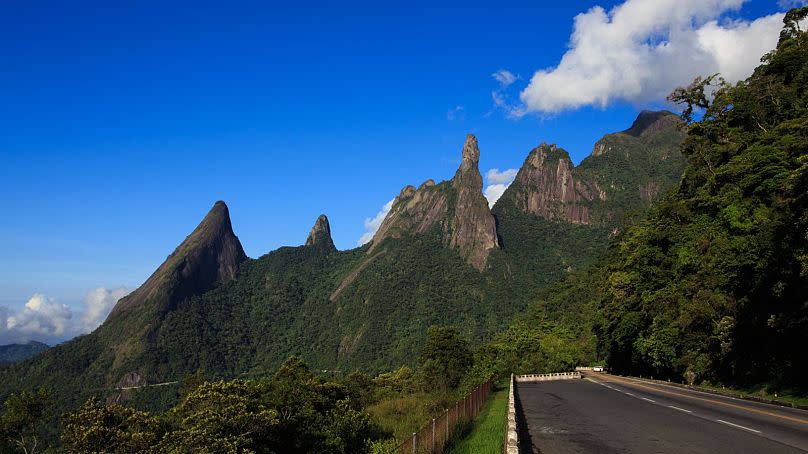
[
  {"x1": 492, "y1": 111, "x2": 687, "y2": 287},
  {"x1": 597, "y1": 13, "x2": 808, "y2": 388},
  {"x1": 477, "y1": 9, "x2": 808, "y2": 392},
  {"x1": 0, "y1": 341, "x2": 48, "y2": 365}
]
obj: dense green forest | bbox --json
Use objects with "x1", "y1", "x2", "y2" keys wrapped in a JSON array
[
  {"x1": 0, "y1": 327, "x2": 480, "y2": 454},
  {"x1": 596, "y1": 8, "x2": 808, "y2": 388}
]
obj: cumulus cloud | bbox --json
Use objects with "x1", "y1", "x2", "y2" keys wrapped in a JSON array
[
  {"x1": 79, "y1": 287, "x2": 131, "y2": 333},
  {"x1": 484, "y1": 168, "x2": 518, "y2": 207},
  {"x1": 358, "y1": 199, "x2": 395, "y2": 246},
  {"x1": 447, "y1": 105, "x2": 465, "y2": 121},
  {"x1": 513, "y1": 0, "x2": 785, "y2": 114},
  {"x1": 484, "y1": 184, "x2": 510, "y2": 207},
  {"x1": 486, "y1": 168, "x2": 518, "y2": 185},
  {"x1": 0, "y1": 287, "x2": 130, "y2": 345},
  {"x1": 6, "y1": 294, "x2": 72, "y2": 340}
]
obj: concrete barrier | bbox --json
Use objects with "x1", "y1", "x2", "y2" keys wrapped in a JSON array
[
  {"x1": 516, "y1": 371, "x2": 581, "y2": 382},
  {"x1": 505, "y1": 373, "x2": 519, "y2": 454},
  {"x1": 575, "y1": 366, "x2": 605, "y2": 372}
]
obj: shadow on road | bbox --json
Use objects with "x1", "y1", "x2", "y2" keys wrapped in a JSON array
[{"x1": 514, "y1": 382, "x2": 539, "y2": 454}]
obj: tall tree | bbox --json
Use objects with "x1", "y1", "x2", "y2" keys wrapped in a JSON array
[{"x1": 418, "y1": 326, "x2": 472, "y2": 390}]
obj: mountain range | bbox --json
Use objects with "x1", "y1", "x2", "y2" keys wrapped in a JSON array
[
  {"x1": 0, "y1": 110, "x2": 686, "y2": 412},
  {"x1": 0, "y1": 341, "x2": 48, "y2": 365}
]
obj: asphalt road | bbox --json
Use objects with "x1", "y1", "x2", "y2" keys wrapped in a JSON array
[{"x1": 516, "y1": 374, "x2": 808, "y2": 453}]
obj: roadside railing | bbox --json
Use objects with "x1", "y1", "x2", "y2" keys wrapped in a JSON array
[
  {"x1": 396, "y1": 381, "x2": 492, "y2": 454},
  {"x1": 504, "y1": 374, "x2": 518, "y2": 454},
  {"x1": 516, "y1": 372, "x2": 581, "y2": 382},
  {"x1": 574, "y1": 366, "x2": 605, "y2": 372}
]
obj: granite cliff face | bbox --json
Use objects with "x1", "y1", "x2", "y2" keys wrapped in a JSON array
[
  {"x1": 448, "y1": 135, "x2": 500, "y2": 268},
  {"x1": 369, "y1": 134, "x2": 498, "y2": 270},
  {"x1": 306, "y1": 214, "x2": 336, "y2": 251},
  {"x1": 107, "y1": 201, "x2": 247, "y2": 319},
  {"x1": 502, "y1": 144, "x2": 604, "y2": 225},
  {"x1": 495, "y1": 110, "x2": 686, "y2": 228}
]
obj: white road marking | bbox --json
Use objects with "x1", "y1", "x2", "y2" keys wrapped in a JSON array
[
  {"x1": 668, "y1": 406, "x2": 693, "y2": 413},
  {"x1": 642, "y1": 397, "x2": 656, "y2": 403},
  {"x1": 716, "y1": 419, "x2": 762, "y2": 434},
  {"x1": 624, "y1": 392, "x2": 636, "y2": 397}
]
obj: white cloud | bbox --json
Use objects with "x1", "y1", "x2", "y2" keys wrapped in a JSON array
[
  {"x1": 358, "y1": 199, "x2": 395, "y2": 246},
  {"x1": 486, "y1": 168, "x2": 518, "y2": 185},
  {"x1": 447, "y1": 105, "x2": 465, "y2": 121},
  {"x1": 513, "y1": 0, "x2": 785, "y2": 114},
  {"x1": 79, "y1": 287, "x2": 131, "y2": 334},
  {"x1": 484, "y1": 184, "x2": 510, "y2": 208},
  {"x1": 492, "y1": 69, "x2": 518, "y2": 87},
  {"x1": 491, "y1": 70, "x2": 524, "y2": 118},
  {"x1": 484, "y1": 168, "x2": 518, "y2": 207},
  {"x1": 0, "y1": 287, "x2": 130, "y2": 345},
  {"x1": 6, "y1": 294, "x2": 72, "y2": 339}
]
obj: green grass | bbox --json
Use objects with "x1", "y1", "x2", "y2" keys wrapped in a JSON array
[
  {"x1": 366, "y1": 392, "x2": 455, "y2": 441},
  {"x1": 445, "y1": 384, "x2": 508, "y2": 454}
]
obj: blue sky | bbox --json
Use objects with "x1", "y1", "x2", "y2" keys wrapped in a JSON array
[{"x1": 0, "y1": 0, "x2": 793, "y2": 343}]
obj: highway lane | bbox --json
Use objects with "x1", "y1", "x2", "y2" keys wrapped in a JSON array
[{"x1": 517, "y1": 375, "x2": 808, "y2": 453}]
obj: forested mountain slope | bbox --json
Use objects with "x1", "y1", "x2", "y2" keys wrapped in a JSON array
[
  {"x1": 595, "y1": 9, "x2": 808, "y2": 387},
  {"x1": 492, "y1": 111, "x2": 687, "y2": 287},
  {"x1": 0, "y1": 342, "x2": 48, "y2": 365}
]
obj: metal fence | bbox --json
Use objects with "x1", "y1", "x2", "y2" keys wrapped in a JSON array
[{"x1": 396, "y1": 381, "x2": 492, "y2": 454}]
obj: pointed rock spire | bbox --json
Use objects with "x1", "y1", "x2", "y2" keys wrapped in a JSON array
[
  {"x1": 368, "y1": 134, "x2": 499, "y2": 271},
  {"x1": 107, "y1": 200, "x2": 247, "y2": 319},
  {"x1": 306, "y1": 214, "x2": 336, "y2": 251},
  {"x1": 458, "y1": 134, "x2": 480, "y2": 172},
  {"x1": 364, "y1": 134, "x2": 498, "y2": 271},
  {"x1": 449, "y1": 134, "x2": 498, "y2": 269}
]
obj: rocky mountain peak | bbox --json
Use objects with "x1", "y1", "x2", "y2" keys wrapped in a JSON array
[
  {"x1": 306, "y1": 214, "x2": 336, "y2": 250},
  {"x1": 449, "y1": 134, "x2": 498, "y2": 268},
  {"x1": 526, "y1": 143, "x2": 568, "y2": 168},
  {"x1": 418, "y1": 179, "x2": 436, "y2": 190},
  {"x1": 495, "y1": 111, "x2": 686, "y2": 228},
  {"x1": 622, "y1": 110, "x2": 680, "y2": 137},
  {"x1": 498, "y1": 144, "x2": 596, "y2": 225},
  {"x1": 107, "y1": 200, "x2": 247, "y2": 320},
  {"x1": 460, "y1": 134, "x2": 480, "y2": 169},
  {"x1": 366, "y1": 134, "x2": 498, "y2": 270}
]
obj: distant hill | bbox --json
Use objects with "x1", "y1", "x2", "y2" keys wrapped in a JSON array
[
  {"x1": 0, "y1": 111, "x2": 686, "y2": 416},
  {"x1": 0, "y1": 341, "x2": 49, "y2": 365}
]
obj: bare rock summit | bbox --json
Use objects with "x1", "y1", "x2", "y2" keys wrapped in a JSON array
[
  {"x1": 306, "y1": 214, "x2": 336, "y2": 251},
  {"x1": 107, "y1": 201, "x2": 247, "y2": 319},
  {"x1": 368, "y1": 134, "x2": 498, "y2": 270}
]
